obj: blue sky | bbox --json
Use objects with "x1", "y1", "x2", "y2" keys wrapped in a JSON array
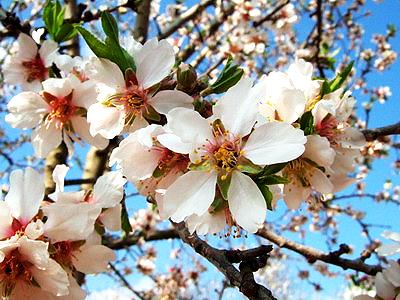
[{"x1": 1, "y1": 0, "x2": 399, "y2": 299}]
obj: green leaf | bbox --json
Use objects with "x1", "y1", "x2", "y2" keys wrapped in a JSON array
[
  {"x1": 77, "y1": 26, "x2": 110, "y2": 57},
  {"x1": 101, "y1": 11, "x2": 119, "y2": 42},
  {"x1": 217, "y1": 173, "x2": 231, "y2": 200},
  {"x1": 55, "y1": 23, "x2": 77, "y2": 42},
  {"x1": 259, "y1": 175, "x2": 289, "y2": 185},
  {"x1": 299, "y1": 111, "x2": 315, "y2": 135},
  {"x1": 209, "y1": 196, "x2": 226, "y2": 213},
  {"x1": 259, "y1": 163, "x2": 287, "y2": 177},
  {"x1": 237, "y1": 157, "x2": 263, "y2": 174},
  {"x1": 189, "y1": 160, "x2": 211, "y2": 171},
  {"x1": 201, "y1": 56, "x2": 244, "y2": 96},
  {"x1": 152, "y1": 166, "x2": 164, "y2": 178},
  {"x1": 43, "y1": 0, "x2": 64, "y2": 38},
  {"x1": 121, "y1": 199, "x2": 132, "y2": 237},
  {"x1": 142, "y1": 105, "x2": 161, "y2": 122},
  {"x1": 328, "y1": 61, "x2": 354, "y2": 93},
  {"x1": 257, "y1": 184, "x2": 273, "y2": 210}
]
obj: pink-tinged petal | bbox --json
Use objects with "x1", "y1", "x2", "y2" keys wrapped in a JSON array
[
  {"x1": 228, "y1": 171, "x2": 266, "y2": 233},
  {"x1": 383, "y1": 260, "x2": 400, "y2": 287},
  {"x1": 15, "y1": 33, "x2": 38, "y2": 61},
  {"x1": 375, "y1": 272, "x2": 396, "y2": 300},
  {"x1": 100, "y1": 204, "x2": 122, "y2": 232},
  {"x1": 85, "y1": 57, "x2": 125, "y2": 88},
  {"x1": 25, "y1": 219, "x2": 44, "y2": 240},
  {"x1": 39, "y1": 39, "x2": 59, "y2": 67},
  {"x1": 93, "y1": 171, "x2": 126, "y2": 208},
  {"x1": 32, "y1": 122, "x2": 62, "y2": 158},
  {"x1": 283, "y1": 184, "x2": 309, "y2": 210},
  {"x1": 165, "y1": 108, "x2": 213, "y2": 147},
  {"x1": 157, "y1": 132, "x2": 193, "y2": 155},
  {"x1": 52, "y1": 164, "x2": 69, "y2": 194},
  {"x1": 186, "y1": 210, "x2": 226, "y2": 235},
  {"x1": 337, "y1": 127, "x2": 366, "y2": 149},
  {"x1": 243, "y1": 122, "x2": 306, "y2": 165},
  {"x1": 5, "y1": 167, "x2": 44, "y2": 225},
  {"x1": 0, "y1": 239, "x2": 19, "y2": 263},
  {"x1": 87, "y1": 103, "x2": 125, "y2": 139},
  {"x1": 6, "y1": 92, "x2": 49, "y2": 129},
  {"x1": 163, "y1": 171, "x2": 217, "y2": 222},
  {"x1": 136, "y1": 39, "x2": 175, "y2": 89},
  {"x1": 71, "y1": 116, "x2": 109, "y2": 150},
  {"x1": 213, "y1": 77, "x2": 258, "y2": 137},
  {"x1": 42, "y1": 78, "x2": 73, "y2": 98},
  {"x1": 303, "y1": 135, "x2": 335, "y2": 167},
  {"x1": 18, "y1": 236, "x2": 49, "y2": 269},
  {"x1": 30, "y1": 259, "x2": 70, "y2": 297},
  {"x1": 382, "y1": 230, "x2": 400, "y2": 242},
  {"x1": 0, "y1": 202, "x2": 13, "y2": 239},
  {"x1": 309, "y1": 168, "x2": 334, "y2": 194},
  {"x1": 123, "y1": 115, "x2": 149, "y2": 133},
  {"x1": 148, "y1": 90, "x2": 194, "y2": 115},
  {"x1": 72, "y1": 244, "x2": 115, "y2": 274}
]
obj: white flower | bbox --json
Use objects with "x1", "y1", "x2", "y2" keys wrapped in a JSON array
[
  {"x1": 86, "y1": 38, "x2": 194, "y2": 139},
  {"x1": 3, "y1": 33, "x2": 58, "y2": 91},
  {"x1": 258, "y1": 58, "x2": 321, "y2": 123},
  {"x1": 0, "y1": 167, "x2": 44, "y2": 240},
  {"x1": 376, "y1": 230, "x2": 400, "y2": 257},
  {"x1": 159, "y1": 77, "x2": 306, "y2": 233},
  {"x1": 283, "y1": 134, "x2": 335, "y2": 209},
  {"x1": 6, "y1": 76, "x2": 108, "y2": 158},
  {"x1": 43, "y1": 165, "x2": 126, "y2": 241}
]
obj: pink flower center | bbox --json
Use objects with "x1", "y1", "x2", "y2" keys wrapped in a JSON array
[
  {"x1": 21, "y1": 54, "x2": 47, "y2": 82},
  {"x1": 51, "y1": 241, "x2": 77, "y2": 269},
  {"x1": 154, "y1": 147, "x2": 190, "y2": 174},
  {"x1": 0, "y1": 250, "x2": 33, "y2": 297},
  {"x1": 4, "y1": 219, "x2": 24, "y2": 239},
  {"x1": 43, "y1": 91, "x2": 77, "y2": 128},
  {"x1": 316, "y1": 115, "x2": 339, "y2": 144}
]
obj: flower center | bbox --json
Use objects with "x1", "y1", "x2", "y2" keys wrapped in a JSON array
[
  {"x1": 21, "y1": 54, "x2": 47, "y2": 82},
  {"x1": 50, "y1": 241, "x2": 79, "y2": 270},
  {"x1": 284, "y1": 159, "x2": 312, "y2": 188},
  {"x1": 213, "y1": 142, "x2": 240, "y2": 172},
  {"x1": 43, "y1": 91, "x2": 77, "y2": 128},
  {"x1": 316, "y1": 115, "x2": 338, "y2": 144},
  {"x1": 0, "y1": 250, "x2": 33, "y2": 297}
]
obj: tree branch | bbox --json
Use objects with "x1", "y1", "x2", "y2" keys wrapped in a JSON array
[
  {"x1": 257, "y1": 226, "x2": 382, "y2": 275},
  {"x1": 173, "y1": 222, "x2": 277, "y2": 300},
  {"x1": 133, "y1": 0, "x2": 151, "y2": 42},
  {"x1": 362, "y1": 122, "x2": 400, "y2": 141},
  {"x1": 253, "y1": 0, "x2": 290, "y2": 27}
]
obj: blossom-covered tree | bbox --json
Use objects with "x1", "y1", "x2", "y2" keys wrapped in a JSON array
[{"x1": 0, "y1": 0, "x2": 399, "y2": 299}]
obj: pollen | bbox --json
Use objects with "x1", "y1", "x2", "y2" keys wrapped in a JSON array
[
  {"x1": 213, "y1": 144, "x2": 239, "y2": 172},
  {"x1": 22, "y1": 54, "x2": 47, "y2": 82},
  {"x1": 44, "y1": 91, "x2": 77, "y2": 128}
]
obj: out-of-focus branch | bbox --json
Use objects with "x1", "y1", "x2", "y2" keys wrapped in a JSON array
[
  {"x1": 104, "y1": 228, "x2": 179, "y2": 250},
  {"x1": 253, "y1": 0, "x2": 290, "y2": 27},
  {"x1": 109, "y1": 263, "x2": 145, "y2": 300},
  {"x1": 362, "y1": 122, "x2": 400, "y2": 141},
  {"x1": 133, "y1": 0, "x2": 151, "y2": 42},
  {"x1": 257, "y1": 226, "x2": 382, "y2": 275},
  {"x1": 158, "y1": 0, "x2": 216, "y2": 39},
  {"x1": 173, "y1": 222, "x2": 277, "y2": 300}
]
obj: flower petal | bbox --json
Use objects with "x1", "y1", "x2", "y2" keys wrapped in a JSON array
[
  {"x1": 148, "y1": 90, "x2": 193, "y2": 115},
  {"x1": 31, "y1": 122, "x2": 62, "y2": 158},
  {"x1": 39, "y1": 39, "x2": 59, "y2": 67},
  {"x1": 303, "y1": 135, "x2": 335, "y2": 167},
  {"x1": 18, "y1": 236, "x2": 49, "y2": 269},
  {"x1": 163, "y1": 171, "x2": 217, "y2": 222},
  {"x1": 243, "y1": 122, "x2": 306, "y2": 165},
  {"x1": 71, "y1": 116, "x2": 109, "y2": 150},
  {"x1": 72, "y1": 244, "x2": 115, "y2": 274},
  {"x1": 5, "y1": 167, "x2": 44, "y2": 225},
  {"x1": 382, "y1": 230, "x2": 400, "y2": 242},
  {"x1": 85, "y1": 57, "x2": 125, "y2": 89},
  {"x1": 93, "y1": 171, "x2": 126, "y2": 208},
  {"x1": 42, "y1": 78, "x2": 73, "y2": 98},
  {"x1": 228, "y1": 171, "x2": 266, "y2": 233},
  {"x1": 100, "y1": 204, "x2": 122, "y2": 232},
  {"x1": 186, "y1": 210, "x2": 226, "y2": 235},
  {"x1": 87, "y1": 103, "x2": 125, "y2": 139}
]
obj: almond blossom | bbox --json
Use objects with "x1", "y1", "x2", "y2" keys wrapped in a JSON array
[
  {"x1": 158, "y1": 77, "x2": 306, "y2": 233},
  {"x1": 86, "y1": 38, "x2": 194, "y2": 139},
  {"x1": 3, "y1": 33, "x2": 59, "y2": 92},
  {"x1": 376, "y1": 230, "x2": 400, "y2": 257},
  {"x1": 6, "y1": 76, "x2": 108, "y2": 157}
]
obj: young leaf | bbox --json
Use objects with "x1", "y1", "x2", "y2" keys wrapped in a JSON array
[
  {"x1": 299, "y1": 111, "x2": 315, "y2": 135},
  {"x1": 121, "y1": 199, "x2": 132, "y2": 236},
  {"x1": 101, "y1": 11, "x2": 119, "y2": 42},
  {"x1": 258, "y1": 175, "x2": 289, "y2": 185},
  {"x1": 217, "y1": 173, "x2": 232, "y2": 200},
  {"x1": 257, "y1": 183, "x2": 274, "y2": 210},
  {"x1": 55, "y1": 23, "x2": 77, "y2": 42},
  {"x1": 237, "y1": 157, "x2": 263, "y2": 174},
  {"x1": 328, "y1": 61, "x2": 354, "y2": 93},
  {"x1": 259, "y1": 162, "x2": 287, "y2": 177},
  {"x1": 76, "y1": 26, "x2": 110, "y2": 57}
]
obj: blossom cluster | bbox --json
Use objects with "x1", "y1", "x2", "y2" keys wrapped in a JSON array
[{"x1": 0, "y1": 165, "x2": 126, "y2": 299}]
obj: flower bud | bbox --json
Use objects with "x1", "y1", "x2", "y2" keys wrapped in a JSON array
[{"x1": 177, "y1": 63, "x2": 197, "y2": 93}]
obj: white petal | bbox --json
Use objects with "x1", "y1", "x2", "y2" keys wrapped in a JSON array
[
  {"x1": 0, "y1": 202, "x2": 12, "y2": 239},
  {"x1": 165, "y1": 108, "x2": 213, "y2": 146},
  {"x1": 157, "y1": 133, "x2": 193, "y2": 154},
  {"x1": 71, "y1": 116, "x2": 109, "y2": 150},
  {"x1": 42, "y1": 78, "x2": 73, "y2": 98},
  {"x1": 228, "y1": 171, "x2": 266, "y2": 233},
  {"x1": 71, "y1": 79, "x2": 98, "y2": 109},
  {"x1": 15, "y1": 33, "x2": 38, "y2": 61},
  {"x1": 148, "y1": 90, "x2": 193, "y2": 115},
  {"x1": 376, "y1": 244, "x2": 400, "y2": 257},
  {"x1": 52, "y1": 164, "x2": 69, "y2": 193},
  {"x1": 163, "y1": 171, "x2": 217, "y2": 222},
  {"x1": 30, "y1": 259, "x2": 70, "y2": 297},
  {"x1": 283, "y1": 184, "x2": 307, "y2": 209},
  {"x1": 273, "y1": 88, "x2": 306, "y2": 123},
  {"x1": 375, "y1": 272, "x2": 396, "y2": 300},
  {"x1": 213, "y1": 77, "x2": 258, "y2": 137},
  {"x1": 31, "y1": 122, "x2": 62, "y2": 158},
  {"x1": 309, "y1": 168, "x2": 334, "y2": 194},
  {"x1": 136, "y1": 39, "x2": 175, "y2": 89},
  {"x1": 382, "y1": 230, "x2": 400, "y2": 242},
  {"x1": 243, "y1": 122, "x2": 306, "y2": 165},
  {"x1": 72, "y1": 244, "x2": 115, "y2": 274},
  {"x1": 6, "y1": 92, "x2": 49, "y2": 129},
  {"x1": 18, "y1": 236, "x2": 49, "y2": 269},
  {"x1": 93, "y1": 171, "x2": 126, "y2": 208},
  {"x1": 39, "y1": 39, "x2": 59, "y2": 67},
  {"x1": 87, "y1": 103, "x2": 125, "y2": 139},
  {"x1": 100, "y1": 204, "x2": 122, "y2": 232},
  {"x1": 303, "y1": 135, "x2": 335, "y2": 167},
  {"x1": 25, "y1": 219, "x2": 44, "y2": 240},
  {"x1": 5, "y1": 167, "x2": 44, "y2": 225},
  {"x1": 85, "y1": 57, "x2": 125, "y2": 89},
  {"x1": 337, "y1": 127, "x2": 366, "y2": 149},
  {"x1": 383, "y1": 260, "x2": 400, "y2": 287},
  {"x1": 186, "y1": 210, "x2": 226, "y2": 235}
]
